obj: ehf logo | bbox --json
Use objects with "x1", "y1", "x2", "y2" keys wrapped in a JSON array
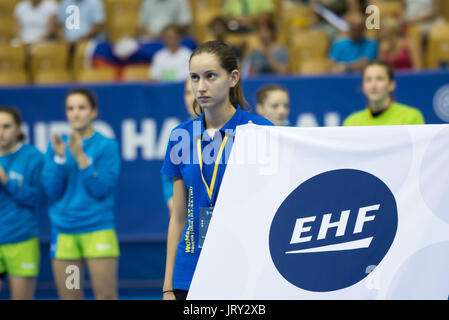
[
  {"x1": 269, "y1": 169, "x2": 398, "y2": 292},
  {"x1": 433, "y1": 84, "x2": 449, "y2": 123}
]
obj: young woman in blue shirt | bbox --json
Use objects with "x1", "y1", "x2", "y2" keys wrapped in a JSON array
[
  {"x1": 0, "y1": 106, "x2": 44, "y2": 299},
  {"x1": 161, "y1": 41, "x2": 273, "y2": 300},
  {"x1": 42, "y1": 88, "x2": 121, "y2": 300}
]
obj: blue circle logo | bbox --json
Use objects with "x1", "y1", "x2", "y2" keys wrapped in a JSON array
[{"x1": 269, "y1": 169, "x2": 398, "y2": 292}]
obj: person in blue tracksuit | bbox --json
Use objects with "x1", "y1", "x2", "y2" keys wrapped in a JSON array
[
  {"x1": 0, "y1": 106, "x2": 44, "y2": 300},
  {"x1": 161, "y1": 41, "x2": 273, "y2": 300},
  {"x1": 42, "y1": 88, "x2": 121, "y2": 300}
]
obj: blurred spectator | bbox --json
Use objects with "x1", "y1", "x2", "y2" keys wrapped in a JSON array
[
  {"x1": 242, "y1": 20, "x2": 288, "y2": 76},
  {"x1": 378, "y1": 17, "x2": 422, "y2": 70},
  {"x1": 403, "y1": 0, "x2": 444, "y2": 38},
  {"x1": 13, "y1": 0, "x2": 59, "y2": 45},
  {"x1": 256, "y1": 84, "x2": 290, "y2": 126},
  {"x1": 57, "y1": 0, "x2": 105, "y2": 43},
  {"x1": 138, "y1": 0, "x2": 192, "y2": 39},
  {"x1": 329, "y1": 13, "x2": 378, "y2": 73},
  {"x1": 223, "y1": 0, "x2": 275, "y2": 31},
  {"x1": 149, "y1": 25, "x2": 192, "y2": 82},
  {"x1": 308, "y1": 0, "x2": 364, "y2": 41},
  {"x1": 208, "y1": 16, "x2": 243, "y2": 60}
]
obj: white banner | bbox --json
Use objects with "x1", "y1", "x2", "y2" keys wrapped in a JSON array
[{"x1": 188, "y1": 124, "x2": 449, "y2": 300}]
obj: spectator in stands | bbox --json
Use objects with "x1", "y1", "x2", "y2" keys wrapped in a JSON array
[
  {"x1": 223, "y1": 0, "x2": 275, "y2": 31},
  {"x1": 208, "y1": 16, "x2": 244, "y2": 61},
  {"x1": 308, "y1": 0, "x2": 364, "y2": 41},
  {"x1": 13, "y1": 0, "x2": 59, "y2": 45},
  {"x1": 378, "y1": 17, "x2": 422, "y2": 70},
  {"x1": 329, "y1": 12, "x2": 378, "y2": 73},
  {"x1": 241, "y1": 20, "x2": 288, "y2": 76},
  {"x1": 343, "y1": 60, "x2": 425, "y2": 125},
  {"x1": 149, "y1": 25, "x2": 192, "y2": 82},
  {"x1": 57, "y1": 0, "x2": 105, "y2": 43},
  {"x1": 256, "y1": 84, "x2": 291, "y2": 126},
  {"x1": 138, "y1": 0, "x2": 192, "y2": 39},
  {"x1": 403, "y1": 0, "x2": 444, "y2": 39}
]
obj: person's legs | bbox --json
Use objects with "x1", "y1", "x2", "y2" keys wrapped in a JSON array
[
  {"x1": 52, "y1": 259, "x2": 84, "y2": 300},
  {"x1": 1, "y1": 237, "x2": 40, "y2": 300},
  {"x1": 79, "y1": 229, "x2": 119, "y2": 300},
  {"x1": 85, "y1": 258, "x2": 118, "y2": 300},
  {"x1": 8, "y1": 276, "x2": 36, "y2": 300}
]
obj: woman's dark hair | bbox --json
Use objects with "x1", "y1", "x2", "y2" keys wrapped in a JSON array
[
  {"x1": 362, "y1": 60, "x2": 395, "y2": 81},
  {"x1": 66, "y1": 88, "x2": 97, "y2": 109},
  {"x1": 0, "y1": 106, "x2": 25, "y2": 142},
  {"x1": 189, "y1": 41, "x2": 249, "y2": 116},
  {"x1": 362, "y1": 61, "x2": 396, "y2": 101},
  {"x1": 256, "y1": 84, "x2": 288, "y2": 104}
]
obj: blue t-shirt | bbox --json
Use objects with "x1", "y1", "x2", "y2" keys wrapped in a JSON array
[
  {"x1": 161, "y1": 105, "x2": 273, "y2": 290},
  {"x1": 0, "y1": 144, "x2": 44, "y2": 244},
  {"x1": 58, "y1": 0, "x2": 105, "y2": 42},
  {"x1": 42, "y1": 131, "x2": 121, "y2": 234},
  {"x1": 329, "y1": 37, "x2": 378, "y2": 63}
]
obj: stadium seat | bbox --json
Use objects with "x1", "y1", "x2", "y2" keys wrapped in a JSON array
[
  {"x1": 77, "y1": 67, "x2": 117, "y2": 83},
  {"x1": 0, "y1": 71, "x2": 28, "y2": 86},
  {"x1": 72, "y1": 40, "x2": 91, "y2": 79},
  {"x1": 279, "y1": 3, "x2": 315, "y2": 46},
  {"x1": 0, "y1": 19, "x2": 13, "y2": 45},
  {"x1": 297, "y1": 58, "x2": 329, "y2": 75},
  {"x1": 30, "y1": 42, "x2": 70, "y2": 79},
  {"x1": 425, "y1": 23, "x2": 449, "y2": 69},
  {"x1": 369, "y1": 0, "x2": 403, "y2": 19},
  {"x1": 107, "y1": 14, "x2": 139, "y2": 42},
  {"x1": 192, "y1": 7, "x2": 223, "y2": 43},
  {"x1": 104, "y1": 0, "x2": 141, "y2": 41},
  {"x1": 289, "y1": 30, "x2": 329, "y2": 73},
  {"x1": 0, "y1": 44, "x2": 26, "y2": 72},
  {"x1": 122, "y1": 65, "x2": 150, "y2": 82},
  {"x1": 0, "y1": 0, "x2": 16, "y2": 21},
  {"x1": 34, "y1": 70, "x2": 73, "y2": 84}
]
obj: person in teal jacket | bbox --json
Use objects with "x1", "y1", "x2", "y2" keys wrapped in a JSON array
[
  {"x1": 0, "y1": 106, "x2": 44, "y2": 300},
  {"x1": 42, "y1": 88, "x2": 121, "y2": 300}
]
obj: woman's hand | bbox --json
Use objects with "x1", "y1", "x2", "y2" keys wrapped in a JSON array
[
  {"x1": 52, "y1": 133, "x2": 66, "y2": 157},
  {"x1": 69, "y1": 131, "x2": 90, "y2": 169}
]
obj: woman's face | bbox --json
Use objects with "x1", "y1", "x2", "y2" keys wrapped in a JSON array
[
  {"x1": 362, "y1": 65, "x2": 395, "y2": 104},
  {"x1": 189, "y1": 52, "x2": 239, "y2": 110},
  {"x1": 0, "y1": 112, "x2": 19, "y2": 151},
  {"x1": 257, "y1": 90, "x2": 290, "y2": 126},
  {"x1": 65, "y1": 93, "x2": 98, "y2": 131}
]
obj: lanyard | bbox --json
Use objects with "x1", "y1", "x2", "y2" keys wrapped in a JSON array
[{"x1": 196, "y1": 134, "x2": 229, "y2": 206}]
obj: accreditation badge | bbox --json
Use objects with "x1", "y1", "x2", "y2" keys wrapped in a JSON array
[{"x1": 198, "y1": 206, "x2": 214, "y2": 248}]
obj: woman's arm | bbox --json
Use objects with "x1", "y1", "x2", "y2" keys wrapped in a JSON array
[{"x1": 163, "y1": 177, "x2": 188, "y2": 300}]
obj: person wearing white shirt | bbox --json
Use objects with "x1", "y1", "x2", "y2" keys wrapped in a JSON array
[
  {"x1": 13, "y1": 0, "x2": 59, "y2": 44},
  {"x1": 149, "y1": 25, "x2": 192, "y2": 82}
]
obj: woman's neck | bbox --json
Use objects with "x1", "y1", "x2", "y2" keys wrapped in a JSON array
[
  {"x1": 0, "y1": 141, "x2": 21, "y2": 156},
  {"x1": 203, "y1": 102, "x2": 236, "y2": 132},
  {"x1": 76, "y1": 125, "x2": 95, "y2": 139},
  {"x1": 369, "y1": 96, "x2": 392, "y2": 115}
]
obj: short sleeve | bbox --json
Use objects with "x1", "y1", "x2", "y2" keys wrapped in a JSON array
[{"x1": 160, "y1": 128, "x2": 185, "y2": 179}]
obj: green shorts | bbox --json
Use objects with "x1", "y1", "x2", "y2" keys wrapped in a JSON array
[
  {"x1": 51, "y1": 229, "x2": 120, "y2": 260},
  {"x1": 0, "y1": 237, "x2": 40, "y2": 277}
]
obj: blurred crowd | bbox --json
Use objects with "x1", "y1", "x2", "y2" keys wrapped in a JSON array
[{"x1": 0, "y1": 0, "x2": 448, "y2": 85}]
